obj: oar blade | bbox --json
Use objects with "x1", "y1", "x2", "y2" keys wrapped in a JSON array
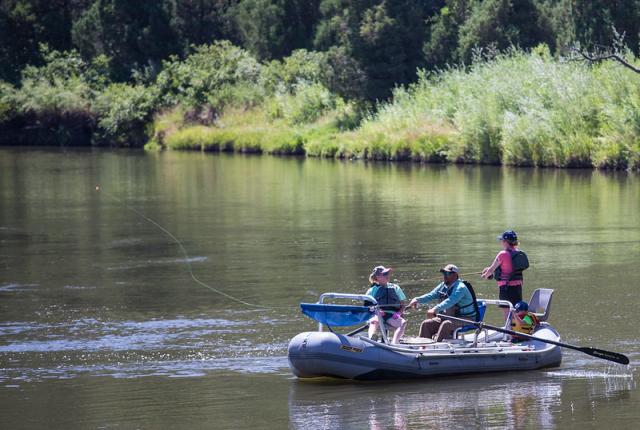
[{"x1": 581, "y1": 347, "x2": 630, "y2": 365}]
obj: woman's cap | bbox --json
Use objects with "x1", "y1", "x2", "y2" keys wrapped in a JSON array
[
  {"x1": 497, "y1": 230, "x2": 518, "y2": 242},
  {"x1": 371, "y1": 266, "x2": 392, "y2": 277},
  {"x1": 514, "y1": 301, "x2": 529, "y2": 312}
]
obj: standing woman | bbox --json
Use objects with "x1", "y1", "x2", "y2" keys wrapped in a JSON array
[{"x1": 481, "y1": 230, "x2": 529, "y2": 319}]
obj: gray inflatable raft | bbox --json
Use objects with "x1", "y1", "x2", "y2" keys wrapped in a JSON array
[
  {"x1": 288, "y1": 325, "x2": 562, "y2": 380},
  {"x1": 289, "y1": 290, "x2": 561, "y2": 380}
]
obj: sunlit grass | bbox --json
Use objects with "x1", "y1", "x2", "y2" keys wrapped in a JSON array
[
  {"x1": 350, "y1": 48, "x2": 640, "y2": 169},
  {"x1": 155, "y1": 48, "x2": 640, "y2": 170}
]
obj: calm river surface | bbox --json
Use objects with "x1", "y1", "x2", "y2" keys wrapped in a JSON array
[{"x1": 1, "y1": 147, "x2": 638, "y2": 429}]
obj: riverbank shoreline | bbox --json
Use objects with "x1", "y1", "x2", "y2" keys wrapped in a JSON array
[
  {"x1": 3, "y1": 143, "x2": 639, "y2": 176},
  {"x1": 3, "y1": 47, "x2": 639, "y2": 171}
]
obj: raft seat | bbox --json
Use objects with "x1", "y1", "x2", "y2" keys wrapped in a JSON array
[
  {"x1": 528, "y1": 288, "x2": 553, "y2": 322},
  {"x1": 453, "y1": 300, "x2": 487, "y2": 339}
]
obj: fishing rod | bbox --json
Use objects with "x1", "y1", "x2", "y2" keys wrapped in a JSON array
[
  {"x1": 400, "y1": 271, "x2": 484, "y2": 288},
  {"x1": 95, "y1": 185, "x2": 273, "y2": 310},
  {"x1": 437, "y1": 313, "x2": 630, "y2": 365}
]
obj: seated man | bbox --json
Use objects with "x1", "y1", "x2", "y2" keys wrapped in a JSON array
[
  {"x1": 408, "y1": 264, "x2": 478, "y2": 342},
  {"x1": 511, "y1": 300, "x2": 540, "y2": 337}
]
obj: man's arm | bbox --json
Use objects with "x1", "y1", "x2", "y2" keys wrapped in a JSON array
[
  {"x1": 433, "y1": 282, "x2": 466, "y2": 312},
  {"x1": 410, "y1": 284, "x2": 441, "y2": 306}
]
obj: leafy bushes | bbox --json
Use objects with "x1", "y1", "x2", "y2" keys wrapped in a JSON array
[
  {"x1": 156, "y1": 41, "x2": 264, "y2": 119},
  {"x1": 268, "y1": 82, "x2": 337, "y2": 124},
  {"x1": 3, "y1": 39, "x2": 640, "y2": 171},
  {"x1": 0, "y1": 81, "x2": 16, "y2": 123},
  {"x1": 93, "y1": 83, "x2": 160, "y2": 146}
]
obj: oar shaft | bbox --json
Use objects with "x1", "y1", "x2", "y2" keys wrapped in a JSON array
[
  {"x1": 346, "y1": 324, "x2": 369, "y2": 336},
  {"x1": 437, "y1": 313, "x2": 629, "y2": 365},
  {"x1": 439, "y1": 313, "x2": 567, "y2": 347}
]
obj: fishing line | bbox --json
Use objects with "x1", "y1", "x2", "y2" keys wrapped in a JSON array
[
  {"x1": 400, "y1": 271, "x2": 485, "y2": 288},
  {"x1": 96, "y1": 186, "x2": 487, "y2": 310},
  {"x1": 95, "y1": 186, "x2": 273, "y2": 310}
]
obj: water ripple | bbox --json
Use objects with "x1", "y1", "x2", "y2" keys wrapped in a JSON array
[
  {"x1": 0, "y1": 283, "x2": 39, "y2": 292},
  {"x1": 0, "y1": 315, "x2": 290, "y2": 383},
  {"x1": 106, "y1": 256, "x2": 208, "y2": 271}
]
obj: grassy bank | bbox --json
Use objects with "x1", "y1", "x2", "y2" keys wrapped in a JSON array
[
  {"x1": 2, "y1": 42, "x2": 639, "y2": 170},
  {"x1": 149, "y1": 107, "x2": 337, "y2": 155},
  {"x1": 352, "y1": 47, "x2": 640, "y2": 170},
  {"x1": 157, "y1": 47, "x2": 640, "y2": 170}
]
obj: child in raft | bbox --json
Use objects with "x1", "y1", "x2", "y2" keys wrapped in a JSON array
[{"x1": 511, "y1": 300, "x2": 540, "y2": 340}]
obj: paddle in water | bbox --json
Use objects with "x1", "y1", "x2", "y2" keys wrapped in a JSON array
[{"x1": 437, "y1": 313, "x2": 630, "y2": 365}]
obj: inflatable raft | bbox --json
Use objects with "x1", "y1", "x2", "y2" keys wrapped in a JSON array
[{"x1": 288, "y1": 290, "x2": 562, "y2": 380}]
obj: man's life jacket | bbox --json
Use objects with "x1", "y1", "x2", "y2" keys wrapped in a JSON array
[
  {"x1": 438, "y1": 280, "x2": 479, "y2": 321},
  {"x1": 511, "y1": 312, "x2": 540, "y2": 335},
  {"x1": 494, "y1": 249, "x2": 529, "y2": 282}
]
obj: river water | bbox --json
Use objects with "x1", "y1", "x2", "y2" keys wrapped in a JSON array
[{"x1": 0, "y1": 147, "x2": 638, "y2": 429}]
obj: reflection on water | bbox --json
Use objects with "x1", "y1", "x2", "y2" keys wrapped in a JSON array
[
  {"x1": 290, "y1": 375, "x2": 563, "y2": 429},
  {"x1": 1, "y1": 148, "x2": 639, "y2": 428},
  {"x1": 290, "y1": 368, "x2": 636, "y2": 430}
]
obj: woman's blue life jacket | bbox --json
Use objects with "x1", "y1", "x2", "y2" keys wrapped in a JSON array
[
  {"x1": 364, "y1": 284, "x2": 403, "y2": 318},
  {"x1": 494, "y1": 249, "x2": 530, "y2": 282}
]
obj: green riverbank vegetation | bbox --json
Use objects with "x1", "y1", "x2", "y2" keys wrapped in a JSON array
[{"x1": 2, "y1": 1, "x2": 640, "y2": 169}]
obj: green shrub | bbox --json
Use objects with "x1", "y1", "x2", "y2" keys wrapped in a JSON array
[
  {"x1": 261, "y1": 49, "x2": 330, "y2": 94},
  {"x1": 270, "y1": 82, "x2": 339, "y2": 125},
  {"x1": 156, "y1": 41, "x2": 263, "y2": 117},
  {"x1": 0, "y1": 81, "x2": 17, "y2": 123},
  {"x1": 93, "y1": 83, "x2": 160, "y2": 146}
]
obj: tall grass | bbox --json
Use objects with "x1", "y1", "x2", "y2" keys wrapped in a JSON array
[
  {"x1": 162, "y1": 47, "x2": 640, "y2": 170},
  {"x1": 349, "y1": 47, "x2": 640, "y2": 169}
]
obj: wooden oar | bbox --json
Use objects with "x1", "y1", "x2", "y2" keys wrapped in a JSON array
[{"x1": 437, "y1": 313, "x2": 630, "y2": 365}]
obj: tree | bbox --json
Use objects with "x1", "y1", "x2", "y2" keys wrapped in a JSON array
[
  {"x1": 424, "y1": 0, "x2": 474, "y2": 68},
  {"x1": 570, "y1": 0, "x2": 640, "y2": 54},
  {"x1": 457, "y1": 0, "x2": 553, "y2": 63},
  {"x1": 72, "y1": 0, "x2": 178, "y2": 80},
  {"x1": 230, "y1": 0, "x2": 320, "y2": 60},
  {"x1": 0, "y1": 0, "x2": 91, "y2": 82},
  {"x1": 314, "y1": 0, "x2": 443, "y2": 100},
  {"x1": 169, "y1": 0, "x2": 237, "y2": 51}
]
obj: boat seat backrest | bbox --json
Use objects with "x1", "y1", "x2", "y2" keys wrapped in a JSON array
[
  {"x1": 528, "y1": 288, "x2": 553, "y2": 322},
  {"x1": 454, "y1": 301, "x2": 486, "y2": 338},
  {"x1": 476, "y1": 301, "x2": 487, "y2": 322}
]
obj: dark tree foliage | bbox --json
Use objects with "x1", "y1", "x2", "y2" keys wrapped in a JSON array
[
  {"x1": 72, "y1": 0, "x2": 179, "y2": 80},
  {"x1": 569, "y1": 0, "x2": 640, "y2": 51},
  {"x1": 2, "y1": 0, "x2": 640, "y2": 98},
  {"x1": 0, "y1": 0, "x2": 91, "y2": 82},
  {"x1": 314, "y1": 0, "x2": 443, "y2": 100},
  {"x1": 230, "y1": 0, "x2": 321, "y2": 60},
  {"x1": 424, "y1": 0, "x2": 473, "y2": 67},
  {"x1": 457, "y1": 0, "x2": 555, "y2": 63},
  {"x1": 169, "y1": 0, "x2": 237, "y2": 51}
]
